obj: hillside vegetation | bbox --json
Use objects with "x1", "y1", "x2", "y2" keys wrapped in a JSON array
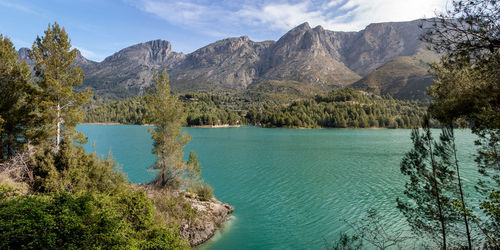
[{"x1": 84, "y1": 88, "x2": 429, "y2": 129}]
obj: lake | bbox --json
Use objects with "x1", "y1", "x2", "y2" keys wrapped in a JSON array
[{"x1": 77, "y1": 125, "x2": 479, "y2": 249}]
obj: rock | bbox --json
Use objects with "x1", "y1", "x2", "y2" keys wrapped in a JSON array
[
  {"x1": 134, "y1": 184, "x2": 234, "y2": 247},
  {"x1": 183, "y1": 195, "x2": 234, "y2": 247}
]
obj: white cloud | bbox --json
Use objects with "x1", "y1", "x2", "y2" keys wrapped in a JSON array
[
  {"x1": 238, "y1": 0, "x2": 448, "y2": 32},
  {"x1": 129, "y1": 0, "x2": 237, "y2": 37},
  {"x1": 129, "y1": 0, "x2": 449, "y2": 40}
]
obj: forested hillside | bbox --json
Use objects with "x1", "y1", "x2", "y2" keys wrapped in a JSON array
[{"x1": 84, "y1": 88, "x2": 428, "y2": 128}]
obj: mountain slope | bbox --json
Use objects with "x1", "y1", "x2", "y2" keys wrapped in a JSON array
[
  {"x1": 258, "y1": 23, "x2": 361, "y2": 87},
  {"x1": 82, "y1": 40, "x2": 185, "y2": 98},
  {"x1": 169, "y1": 36, "x2": 273, "y2": 91},
  {"x1": 350, "y1": 49, "x2": 439, "y2": 99}
]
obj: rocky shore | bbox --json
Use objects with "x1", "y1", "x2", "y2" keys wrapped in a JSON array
[
  {"x1": 137, "y1": 184, "x2": 234, "y2": 247},
  {"x1": 182, "y1": 192, "x2": 234, "y2": 246}
]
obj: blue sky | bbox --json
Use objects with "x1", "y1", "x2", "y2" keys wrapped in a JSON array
[{"x1": 0, "y1": 0, "x2": 447, "y2": 62}]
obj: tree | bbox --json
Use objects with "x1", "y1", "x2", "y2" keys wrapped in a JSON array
[
  {"x1": 422, "y1": 0, "x2": 499, "y2": 63},
  {"x1": 29, "y1": 23, "x2": 91, "y2": 151},
  {"x1": 0, "y1": 35, "x2": 36, "y2": 159},
  {"x1": 422, "y1": 0, "x2": 499, "y2": 246},
  {"x1": 146, "y1": 70, "x2": 191, "y2": 188},
  {"x1": 434, "y1": 127, "x2": 472, "y2": 248},
  {"x1": 397, "y1": 116, "x2": 459, "y2": 249}
]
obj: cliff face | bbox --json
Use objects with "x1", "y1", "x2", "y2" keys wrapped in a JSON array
[
  {"x1": 170, "y1": 36, "x2": 273, "y2": 90},
  {"x1": 258, "y1": 23, "x2": 361, "y2": 87},
  {"x1": 342, "y1": 20, "x2": 424, "y2": 76},
  {"x1": 18, "y1": 19, "x2": 437, "y2": 99}
]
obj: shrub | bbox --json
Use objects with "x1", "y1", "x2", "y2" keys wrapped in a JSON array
[
  {"x1": 0, "y1": 191, "x2": 189, "y2": 249},
  {"x1": 189, "y1": 180, "x2": 213, "y2": 201},
  {"x1": 32, "y1": 141, "x2": 127, "y2": 193}
]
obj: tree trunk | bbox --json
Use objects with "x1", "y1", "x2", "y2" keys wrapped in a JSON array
[
  {"x1": 56, "y1": 102, "x2": 61, "y2": 152},
  {"x1": 426, "y1": 128, "x2": 447, "y2": 249},
  {"x1": 450, "y1": 128, "x2": 472, "y2": 249},
  {"x1": 0, "y1": 132, "x2": 3, "y2": 160}
]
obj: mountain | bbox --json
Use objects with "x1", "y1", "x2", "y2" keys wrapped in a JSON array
[
  {"x1": 18, "y1": 19, "x2": 439, "y2": 100},
  {"x1": 18, "y1": 47, "x2": 96, "y2": 68},
  {"x1": 82, "y1": 40, "x2": 185, "y2": 98},
  {"x1": 169, "y1": 36, "x2": 273, "y2": 91},
  {"x1": 350, "y1": 48, "x2": 440, "y2": 99},
  {"x1": 257, "y1": 23, "x2": 361, "y2": 87}
]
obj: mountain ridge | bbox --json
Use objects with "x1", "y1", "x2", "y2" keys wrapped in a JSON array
[{"x1": 18, "y1": 18, "x2": 438, "y2": 100}]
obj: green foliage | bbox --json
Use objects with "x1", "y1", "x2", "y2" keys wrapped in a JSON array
[
  {"x1": 0, "y1": 27, "x2": 197, "y2": 249},
  {"x1": 29, "y1": 22, "x2": 92, "y2": 149},
  {"x1": 146, "y1": 71, "x2": 191, "y2": 188},
  {"x1": 188, "y1": 179, "x2": 213, "y2": 202},
  {"x1": 31, "y1": 141, "x2": 127, "y2": 194},
  {"x1": 183, "y1": 92, "x2": 242, "y2": 126},
  {"x1": 186, "y1": 151, "x2": 202, "y2": 181},
  {"x1": 253, "y1": 89, "x2": 428, "y2": 128},
  {"x1": 0, "y1": 35, "x2": 36, "y2": 159},
  {"x1": 0, "y1": 191, "x2": 189, "y2": 249},
  {"x1": 478, "y1": 190, "x2": 500, "y2": 247},
  {"x1": 397, "y1": 118, "x2": 459, "y2": 248},
  {"x1": 85, "y1": 88, "x2": 428, "y2": 129},
  {"x1": 0, "y1": 184, "x2": 18, "y2": 201},
  {"x1": 150, "y1": 190, "x2": 199, "y2": 229},
  {"x1": 423, "y1": 1, "x2": 500, "y2": 246},
  {"x1": 84, "y1": 92, "x2": 245, "y2": 127},
  {"x1": 85, "y1": 96, "x2": 149, "y2": 125}
]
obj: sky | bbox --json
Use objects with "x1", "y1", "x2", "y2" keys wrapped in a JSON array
[{"x1": 0, "y1": 0, "x2": 449, "y2": 62}]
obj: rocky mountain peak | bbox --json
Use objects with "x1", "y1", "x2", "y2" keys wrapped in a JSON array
[
  {"x1": 313, "y1": 25, "x2": 324, "y2": 32},
  {"x1": 16, "y1": 19, "x2": 436, "y2": 99},
  {"x1": 293, "y1": 22, "x2": 311, "y2": 31},
  {"x1": 102, "y1": 39, "x2": 176, "y2": 65}
]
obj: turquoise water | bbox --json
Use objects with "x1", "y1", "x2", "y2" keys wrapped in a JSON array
[{"x1": 77, "y1": 125, "x2": 478, "y2": 249}]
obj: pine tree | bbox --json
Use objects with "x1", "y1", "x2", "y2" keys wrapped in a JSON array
[
  {"x1": 435, "y1": 126, "x2": 472, "y2": 248},
  {"x1": 423, "y1": 1, "x2": 499, "y2": 246},
  {"x1": 29, "y1": 23, "x2": 91, "y2": 151},
  {"x1": 146, "y1": 70, "x2": 191, "y2": 188},
  {"x1": 396, "y1": 116, "x2": 459, "y2": 249},
  {"x1": 0, "y1": 35, "x2": 36, "y2": 159}
]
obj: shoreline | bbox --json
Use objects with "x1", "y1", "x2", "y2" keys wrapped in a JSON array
[
  {"x1": 80, "y1": 123, "x2": 410, "y2": 129},
  {"x1": 136, "y1": 184, "x2": 234, "y2": 247},
  {"x1": 190, "y1": 124, "x2": 241, "y2": 128}
]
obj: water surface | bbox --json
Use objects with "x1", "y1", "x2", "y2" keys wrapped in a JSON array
[{"x1": 77, "y1": 125, "x2": 478, "y2": 249}]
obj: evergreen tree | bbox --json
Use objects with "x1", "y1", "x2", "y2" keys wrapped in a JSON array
[
  {"x1": 434, "y1": 126, "x2": 472, "y2": 248},
  {"x1": 397, "y1": 116, "x2": 459, "y2": 249},
  {"x1": 423, "y1": 1, "x2": 499, "y2": 246},
  {"x1": 0, "y1": 35, "x2": 36, "y2": 159},
  {"x1": 146, "y1": 70, "x2": 191, "y2": 188},
  {"x1": 29, "y1": 23, "x2": 91, "y2": 151}
]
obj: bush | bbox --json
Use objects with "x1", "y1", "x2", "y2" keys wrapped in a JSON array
[
  {"x1": 0, "y1": 191, "x2": 189, "y2": 249},
  {"x1": 189, "y1": 180, "x2": 213, "y2": 201},
  {"x1": 151, "y1": 189, "x2": 199, "y2": 228},
  {"x1": 32, "y1": 141, "x2": 127, "y2": 193}
]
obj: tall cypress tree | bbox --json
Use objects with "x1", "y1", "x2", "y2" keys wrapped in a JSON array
[
  {"x1": 29, "y1": 23, "x2": 91, "y2": 151},
  {"x1": 0, "y1": 35, "x2": 36, "y2": 159}
]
